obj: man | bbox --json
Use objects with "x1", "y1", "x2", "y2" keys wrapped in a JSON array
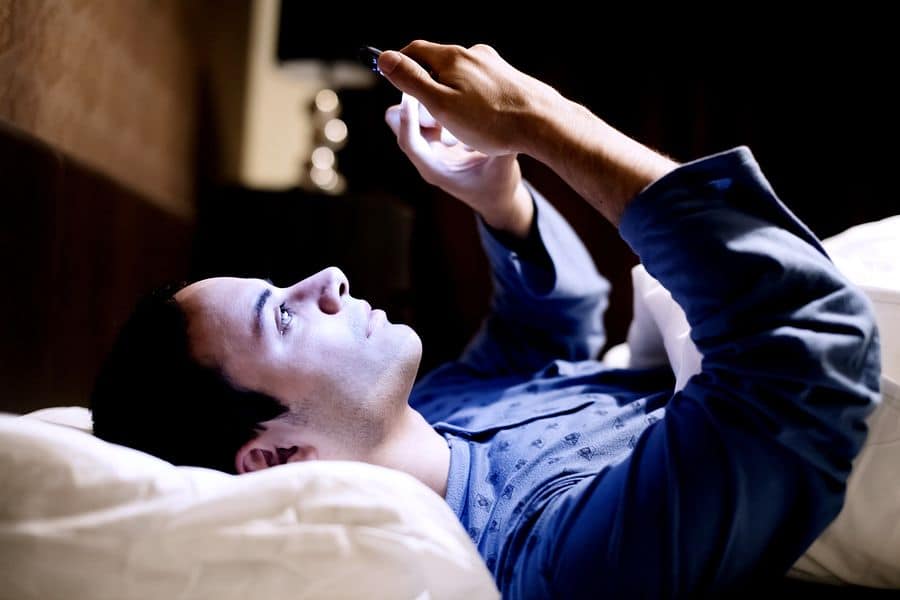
[{"x1": 92, "y1": 41, "x2": 881, "y2": 597}]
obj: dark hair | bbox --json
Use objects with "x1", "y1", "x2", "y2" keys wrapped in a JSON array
[{"x1": 91, "y1": 282, "x2": 288, "y2": 473}]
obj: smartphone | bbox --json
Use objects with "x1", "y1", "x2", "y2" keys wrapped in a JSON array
[{"x1": 358, "y1": 46, "x2": 383, "y2": 74}]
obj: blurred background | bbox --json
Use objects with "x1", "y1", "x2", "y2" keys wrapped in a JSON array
[{"x1": 1, "y1": 1, "x2": 895, "y2": 413}]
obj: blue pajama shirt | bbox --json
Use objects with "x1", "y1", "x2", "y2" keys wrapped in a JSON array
[{"x1": 408, "y1": 147, "x2": 881, "y2": 598}]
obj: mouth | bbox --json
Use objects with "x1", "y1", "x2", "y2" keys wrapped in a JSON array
[{"x1": 365, "y1": 303, "x2": 387, "y2": 338}]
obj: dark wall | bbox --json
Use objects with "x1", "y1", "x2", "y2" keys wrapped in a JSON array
[
  {"x1": 196, "y1": 10, "x2": 897, "y2": 377},
  {"x1": 0, "y1": 0, "x2": 200, "y2": 413},
  {"x1": 0, "y1": 124, "x2": 193, "y2": 413}
]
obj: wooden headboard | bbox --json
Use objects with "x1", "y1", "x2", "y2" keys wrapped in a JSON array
[
  {"x1": 0, "y1": 0, "x2": 197, "y2": 413},
  {"x1": 0, "y1": 123, "x2": 193, "y2": 414}
]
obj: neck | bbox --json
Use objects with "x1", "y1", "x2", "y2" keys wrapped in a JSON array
[{"x1": 368, "y1": 406, "x2": 450, "y2": 497}]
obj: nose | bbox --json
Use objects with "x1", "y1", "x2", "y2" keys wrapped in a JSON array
[
  {"x1": 284, "y1": 266, "x2": 350, "y2": 315},
  {"x1": 313, "y1": 266, "x2": 349, "y2": 314}
]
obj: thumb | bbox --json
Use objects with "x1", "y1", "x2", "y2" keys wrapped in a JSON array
[
  {"x1": 384, "y1": 105, "x2": 401, "y2": 135},
  {"x1": 379, "y1": 50, "x2": 441, "y2": 104}
]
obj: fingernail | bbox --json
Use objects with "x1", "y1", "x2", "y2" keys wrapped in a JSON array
[{"x1": 379, "y1": 51, "x2": 402, "y2": 76}]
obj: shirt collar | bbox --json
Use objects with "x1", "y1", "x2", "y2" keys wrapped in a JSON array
[{"x1": 442, "y1": 434, "x2": 471, "y2": 519}]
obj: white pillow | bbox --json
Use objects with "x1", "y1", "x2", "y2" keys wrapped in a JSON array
[
  {"x1": 608, "y1": 215, "x2": 900, "y2": 589},
  {"x1": 790, "y1": 376, "x2": 900, "y2": 587},
  {"x1": 822, "y1": 215, "x2": 900, "y2": 382},
  {"x1": 621, "y1": 215, "x2": 900, "y2": 383},
  {"x1": 0, "y1": 413, "x2": 499, "y2": 600}
]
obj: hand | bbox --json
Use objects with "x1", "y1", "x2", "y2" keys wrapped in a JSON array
[
  {"x1": 379, "y1": 41, "x2": 559, "y2": 157},
  {"x1": 381, "y1": 40, "x2": 677, "y2": 226},
  {"x1": 386, "y1": 93, "x2": 533, "y2": 238}
]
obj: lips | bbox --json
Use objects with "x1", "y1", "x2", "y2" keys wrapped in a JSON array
[{"x1": 366, "y1": 308, "x2": 386, "y2": 338}]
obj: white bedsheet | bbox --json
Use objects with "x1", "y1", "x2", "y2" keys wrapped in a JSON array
[{"x1": 0, "y1": 414, "x2": 499, "y2": 600}]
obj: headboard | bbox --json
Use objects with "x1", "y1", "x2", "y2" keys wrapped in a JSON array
[{"x1": 0, "y1": 124, "x2": 193, "y2": 414}]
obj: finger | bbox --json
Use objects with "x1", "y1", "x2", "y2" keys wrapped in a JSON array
[
  {"x1": 389, "y1": 99, "x2": 441, "y2": 145},
  {"x1": 379, "y1": 46, "x2": 450, "y2": 107},
  {"x1": 399, "y1": 39, "x2": 457, "y2": 71},
  {"x1": 397, "y1": 93, "x2": 433, "y2": 165},
  {"x1": 440, "y1": 128, "x2": 459, "y2": 146},
  {"x1": 384, "y1": 104, "x2": 401, "y2": 135},
  {"x1": 418, "y1": 102, "x2": 438, "y2": 128},
  {"x1": 468, "y1": 43, "x2": 499, "y2": 57}
]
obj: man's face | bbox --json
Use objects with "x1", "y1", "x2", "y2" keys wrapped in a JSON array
[{"x1": 174, "y1": 267, "x2": 422, "y2": 460}]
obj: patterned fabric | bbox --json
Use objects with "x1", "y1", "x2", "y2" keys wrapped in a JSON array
[{"x1": 410, "y1": 149, "x2": 880, "y2": 598}]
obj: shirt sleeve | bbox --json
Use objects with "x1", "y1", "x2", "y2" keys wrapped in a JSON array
[
  {"x1": 516, "y1": 147, "x2": 881, "y2": 598},
  {"x1": 455, "y1": 181, "x2": 611, "y2": 377}
]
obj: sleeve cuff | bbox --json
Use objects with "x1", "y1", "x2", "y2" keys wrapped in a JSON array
[
  {"x1": 620, "y1": 145, "x2": 825, "y2": 260},
  {"x1": 477, "y1": 181, "x2": 556, "y2": 296}
]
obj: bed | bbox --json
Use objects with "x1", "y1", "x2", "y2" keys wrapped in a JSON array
[
  {"x1": 0, "y1": 412, "x2": 499, "y2": 599},
  {"x1": 2, "y1": 217, "x2": 898, "y2": 598}
]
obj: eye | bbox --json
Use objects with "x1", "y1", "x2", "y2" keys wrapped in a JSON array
[{"x1": 278, "y1": 303, "x2": 293, "y2": 333}]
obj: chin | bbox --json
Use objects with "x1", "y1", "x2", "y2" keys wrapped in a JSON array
[
  {"x1": 357, "y1": 325, "x2": 421, "y2": 411},
  {"x1": 381, "y1": 323, "x2": 422, "y2": 376},
  {"x1": 394, "y1": 324, "x2": 423, "y2": 362}
]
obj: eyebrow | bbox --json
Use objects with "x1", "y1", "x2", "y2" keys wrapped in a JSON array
[{"x1": 253, "y1": 287, "x2": 272, "y2": 338}]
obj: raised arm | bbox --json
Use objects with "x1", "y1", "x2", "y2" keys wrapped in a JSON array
[
  {"x1": 531, "y1": 149, "x2": 881, "y2": 597},
  {"x1": 383, "y1": 42, "x2": 881, "y2": 595},
  {"x1": 378, "y1": 41, "x2": 677, "y2": 224},
  {"x1": 385, "y1": 94, "x2": 609, "y2": 377},
  {"x1": 459, "y1": 184, "x2": 610, "y2": 375}
]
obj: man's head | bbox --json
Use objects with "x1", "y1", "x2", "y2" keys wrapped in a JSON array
[{"x1": 91, "y1": 267, "x2": 422, "y2": 474}]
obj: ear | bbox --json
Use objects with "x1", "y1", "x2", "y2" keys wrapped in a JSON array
[{"x1": 235, "y1": 431, "x2": 318, "y2": 474}]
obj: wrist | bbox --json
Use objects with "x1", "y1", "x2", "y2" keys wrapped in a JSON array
[
  {"x1": 517, "y1": 82, "x2": 569, "y2": 159},
  {"x1": 477, "y1": 182, "x2": 534, "y2": 240},
  {"x1": 524, "y1": 95, "x2": 678, "y2": 225}
]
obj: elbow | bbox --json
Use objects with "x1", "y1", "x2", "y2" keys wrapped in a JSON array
[
  {"x1": 812, "y1": 286, "x2": 882, "y2": 468},
  {"x1": 824, "y1": 285, "x2": 881, "y2": 400}
]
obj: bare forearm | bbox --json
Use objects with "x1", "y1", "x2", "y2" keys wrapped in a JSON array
[
  {"x1": 476, "y1": 181, "x2": 534, "y2": 240},
  {"x1": 523, "y1": 92, "x2": 678, "y2": 226}
]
